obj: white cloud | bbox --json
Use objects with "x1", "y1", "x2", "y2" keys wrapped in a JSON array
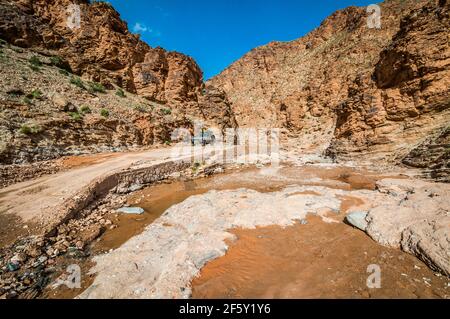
[
  {"x1": 133, "y1": 22, "x2": 149, "y2": 33},
  {"x1": 132, "y1": 22, "x2": 161, "y2": 37}
]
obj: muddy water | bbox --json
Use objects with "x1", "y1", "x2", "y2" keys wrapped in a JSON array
[
  {"x1": 191, "y1": 217, "x2": 449, "y2": 298},
  {"x1": 93, "y1": 165, "x2": 393, "y2": 253},
  {"x1": 47, "y1": 165, "x2": 447, "y2": 299}
]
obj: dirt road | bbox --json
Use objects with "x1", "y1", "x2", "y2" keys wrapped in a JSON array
[{"x1": 0, "y1": 145, "x2": 227, "y2": 246}]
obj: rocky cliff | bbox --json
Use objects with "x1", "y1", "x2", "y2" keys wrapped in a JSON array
[
  {"x1": 209, "y1": 0, "x2": 449, "y2": 178},
  {"x1": 0, "y1": 0, "x2": 236, "y2": 165},
  {"x1": 0, "y1": 0, "x2": 202, "y2": 106}
]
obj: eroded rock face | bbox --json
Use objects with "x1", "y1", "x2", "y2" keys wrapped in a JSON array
[
  {"x1": 366, "y1": 178, "x2": 450, "y2": 275},
  {"x1": 209, "y1": 0, "x2": 449, "y2": 171},
  {"x1": 0, "y1": 0, "x2": 238, "y2": 165},
  {"x1": 0, "y1": 0, "x2": 197, "y2": 106},
  {"x1": 0, "y1": 0, "x2": 238, "y2": 124}
]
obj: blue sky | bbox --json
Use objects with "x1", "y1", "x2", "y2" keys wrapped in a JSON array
[{"x1": 108, "y1": 0, "x2": 377, "y2": 80}]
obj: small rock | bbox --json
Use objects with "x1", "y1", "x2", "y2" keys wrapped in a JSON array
[
  {"x1": 300, "y1": 219, "x2": 308, "y2": 225},
  {"x1": 46, "y1": 248, "x2": 54, "y2": 256},
  {"x1": 37, "y1": 256, "x2": 48, "y2": 264},
  {"x1": 23, "y1": 278, "x2": 32, "y2": 286},
  {"x1": 75, "y1": 241, "x2": 84, "y2": 250},
  {"x1": 116, "y1": 207, "x2": 145, "y2": 215},
  {"x1": 345, "y1": 211, "x2": 368, "y2": 231},
  {"x1": 52, "y1": 93, "x2": 77, "y2": 112},
  {"x1": 7, "y1": 262, "x2": 20, "y2": 272},
  {"x1": 11, "y1": 253, "x2": 27, "y2": 263},
  {"x1": 6, "y1": 290, "x2": 18, "y2": 299},
  {"x1": 25, "y1": 245, "x2": 42, "y2": 258}
]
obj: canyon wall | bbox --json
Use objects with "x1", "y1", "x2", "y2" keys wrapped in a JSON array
[{"x1": 209, "y1": 0, "x2": 449, "y2": 175}]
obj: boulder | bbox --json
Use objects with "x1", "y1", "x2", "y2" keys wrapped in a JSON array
[{"x1": 345, "y1": 211, "x2": 368, "y2": 231}]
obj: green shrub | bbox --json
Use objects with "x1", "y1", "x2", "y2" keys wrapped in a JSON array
[
  {"x1": 70, "y1": 76, "x2": 85, "y2": 89},
  {"x1": 0, "y1": 50, "x2": 7, "y2": 63},
  {"x1": 59, "y1": 69, "x2": 70, "y2": 76},
  {"x1": 100, "y1": 109, "x2": 109, "y2": 118},
  {"x1": 80, "y1": 105, "x2": 92, "y2": 114},
  {"x1": 191, "y1": 161, "x2": 201, "y2": 173},
  {"x1": 116, "y1": 88, "x2": 126, "y2": 98},
  {"x1": 19, "y1": 125, "x2": 32, "y2": 135},
  {"x1": 161, "y1": 108, "x2": 172, "y2": 115},
  {"x1": 29, "y1": 64, "x2": 40, "y2": 72},
  {"x1": 30, "y1": 89, "x2": 42, "y2": 99},
  {"x1": 19, "y1": 124, "x2": 41, "y2": 135},
  {"x1": 29, "y1": 56, "x2": 42, "y2": 67},
  {"x1": 88, "y1": 81, "x2": 106, "y2": 93},
  {"x1": 50, "y1": 56, "x2": 63, "y2": 67},
  {"x1": 69, "y1": 112, "x2": 82, "y2": 121}
]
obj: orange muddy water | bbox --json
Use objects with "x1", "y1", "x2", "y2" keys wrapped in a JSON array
[
  {"x1": 94, "y1": 165, "x2": 391, "y2": 252},
  {"x1": 191, "y1": 217, "x2": 449, "y2": 298}
]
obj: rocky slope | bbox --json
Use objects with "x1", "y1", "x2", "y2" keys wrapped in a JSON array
[
  {"x1": 0, "y1": 0, "x2": 236, "y2": 166},
  {"x1": 209, "y1": 0, "x2": 449, "y2": 178}
]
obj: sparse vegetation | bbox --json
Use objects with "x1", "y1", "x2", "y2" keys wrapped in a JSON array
[
  {"x1": 161, "y1": 108, "x2": 172, "y2": 115},
  {"x1": 69, "y1": 112, "x2": 82, "y2": 121},
  {"x1": 29, "y1": 56, "x2": 42, "y2": 67},
  {"x1": 29, "y1": 89, "x2": 42, "y2": 99},
  {"x1": 50, "y1": 56, "x2": 63, "y2": 67},
  {"x1": 87, "y1": 81, "x2": 106, "y2": 93},
  {"x1": 23, "y1": 97, "x2": 32, "y2": 105},
  {"x1": 29, "y1": 64, "x2": 40, "y2": 72},
  {"x1": 59, "y1": 69, "x2": 70, "y2": 76},
  {"x1": 80, "y1": 105, "x2": 92, "y2": 114},
  {"x1": 133, "y1": 104, "x2": 147, "y2": 113},
  {"x1": 191, "y1": 161, "x2": 201, "y2": 173},
  {"x1": 100, "y1": 108, "x2": 109, "y2": 118},
  {"x1": 19, "y1": 124, "x2": 42, "y2": 135},
  {"x1": 70, "y1": 76, "x2": 85, "y2": 89},
  {"x1": 116, "y1": 88, "x2": 126, "y2": 98},
  {"x1": 0, "y1": 51, "x2": 6, "y2": 62}
]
